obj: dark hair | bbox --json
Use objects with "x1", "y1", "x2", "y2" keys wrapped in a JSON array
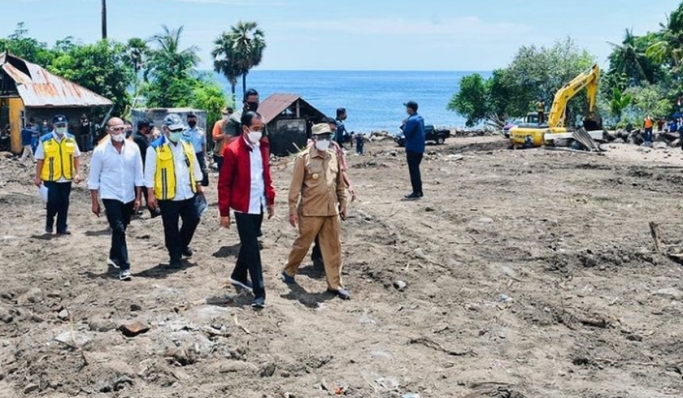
[
  {"x1": 336, "y1": 108, "x2": 346, "y2": 117},
  {"x1": 244, "y1": 89, "x2": 259, "y2": 101},
  {"x1": 137, "y1": 118, "x2": 151, "y2": 129},
  {"x1": 226, "y1": 106, "x2": 234, "y2": 112},
  {"x1": 187, "y1": 113, "x2": 197, "y2": 119},
  {"x1": 241, "y1": 111, "x2": 262, "y2": 128},
  {"x1": 28, "y1": 117, "x2": 35, "y2": 124}
]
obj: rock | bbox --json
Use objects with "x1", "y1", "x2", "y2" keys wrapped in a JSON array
[
  {"x1": 17, "y1": 288, "x2": 42, "y2": 306},
  {"x1": 0, "y1": 307, "x2": 13, "y2": 323},
  {"x1": 653, "y1": 141, "x2": 668, "y2": 149},
  {"x1": 89, "y1": 316, "x2": 117, "y2": 332},
  {"x1": 653, "y1": 288, "x2": 682, "y2": 299},
  {"x1": 413, "y1": 248, "x2": 427, "y2": 259},
  {"x1": 425, "y1": 206, "x2": 435, "y2": 212},
  {"x1": 130, "y1": 304, "x2": 142, "y2": 312},
  {"x1": 58, "y1": 309, "x2": 69, "y2": 321},
  {"x1": 54, "y1": 331, "x2": 91, "y2": 347},
  {"x1": 119, "y1": 320, "x2": 150, "y2": 337},
  {"x1": 403, "y1": 394, "x2": 421, "y2": 398},
  {"x1": 446, "y1": 154, "x2": 464, "y2": 161},
  {"x1": 24, "y1": 383, "x2": 39, "y2": 394},
  {"x1": 164, "y1": 346, "x2": 198, "y2": 366},
  {"x1": 478, "y1": 217, "x2": 494, "y2": 224},
  {"x1": 499, "y1": 294, "x2": 511, "y2": 303},
  {"x1": 0, "y1": 152, "x2": 12, "y2": 159},
  {"x1": 219, "y1": 361, "x2": 259, "y2": 374},
  {"x1": 260, "y1": 363, "x2": 277, "y2": 377},
  {"x1": 393, "y1": 280, "x2": 407, "y2": 291},
  {"x1": 465, "y1": 303, "x2": 480, "y2": 312}
]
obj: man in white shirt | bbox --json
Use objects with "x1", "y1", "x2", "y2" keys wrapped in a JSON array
[
  {"x1": 145, "y1": 114, "x2": 204, "y2": 268},
  {"x1": 88, "y1": 117, "x2": 144, "y2": 281}
]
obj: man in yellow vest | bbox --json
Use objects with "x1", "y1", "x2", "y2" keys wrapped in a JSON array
[
  {"x1": 33, "y1": 115, "x2": 82, "y2": 235},
  {"x1": 144, "y1": 114, "x2": 204, "y2": 268}
]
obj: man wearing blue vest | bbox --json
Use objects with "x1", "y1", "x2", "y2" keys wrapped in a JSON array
[
  {"x1": 144, "y1": 114, "x2": 204, "y2": 268},
  {"x1": 33, "y1": 115, "x2": 82, "y2": 235},
  {"x1": 400, "y1": 101, "x2": 425, "y2": 200}
]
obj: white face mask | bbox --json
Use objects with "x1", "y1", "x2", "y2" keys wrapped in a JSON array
[
  {"x1": 111, "y1": 133, "x2": 125, "y2": 142},
  {"x1": 56, "y1": 127, "x2": 67, "y2": 135},
  {"x1": 315, "y1": 139, "x2": 330, "y2": 151},
  {"x1": 248, "y1": 130, "x2": 262, "y2": 144},
  {"x1": 168, "y1": 131, "x2": 182, "y2": 143}
]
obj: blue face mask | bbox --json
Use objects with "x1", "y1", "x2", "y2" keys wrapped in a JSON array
[{"x1": 56, "y1": 126, "x2": 67, "y2": 135}]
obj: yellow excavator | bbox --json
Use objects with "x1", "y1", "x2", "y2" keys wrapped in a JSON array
[{"x1": 509, "y1": 64, "x2": 602, "y2": 148}]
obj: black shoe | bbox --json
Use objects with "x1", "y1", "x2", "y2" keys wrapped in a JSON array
[
  {"x1": 403, "y1": 193, "x2": 421, "y2": 201},
  {"x1": 251, "y1": 297, "x2": 265, "y2": 309},
  {"x1": 327, "y1": 288, "x2": 350, "y2": 300},
  {"x1": 56, "y1": 230, "x2": 72, "y2": 236},
  {"x1": 169, "y1": 258, "x2": 183, "y2": 269},
  {"x1": 182, "y1": 247, "x2": 194, "y2": 258}
]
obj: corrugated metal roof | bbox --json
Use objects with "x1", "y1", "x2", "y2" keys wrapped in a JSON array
[
  {"x1": 258, "y1": 93, "x2": 302, "y2": 123},
  {"x1": 0, "y1": 52, "x2": 113, "y2": 107}
]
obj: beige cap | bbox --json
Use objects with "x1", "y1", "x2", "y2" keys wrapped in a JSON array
[{"x1": 311, "y1": 123, "x2": 332, "y2": 136}]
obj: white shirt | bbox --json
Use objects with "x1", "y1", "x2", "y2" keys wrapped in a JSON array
[
  {"x1": 87, "y1": 138, "x2": 144, "y2": 204},
  {"x1": 35, "y1": 131, "x2": 82, "y2": 183},
  {"x1": 144, "y1": 139, "x2": 203, "y2": 202},
  {"x1": 245, "y1": 137, "x2": 266, "y2": 215}
]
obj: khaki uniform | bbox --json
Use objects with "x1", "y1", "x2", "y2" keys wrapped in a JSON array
[{"x1": 285, "y1": 145, "x2": 347, "y2": 290}]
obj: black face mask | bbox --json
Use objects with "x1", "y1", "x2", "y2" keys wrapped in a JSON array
[
  {"x1": 188, "y1": 121, "x2": 197, "y2": 128},
  {"x1": 245, "y1": 102, "x2": 259, "y2": 112}
]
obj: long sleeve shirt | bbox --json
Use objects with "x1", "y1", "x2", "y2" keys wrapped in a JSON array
[
  {"x1": 288, "y1": 146, "x2": 347, "y2": 217},
  {"x1": 144, "y1": 140, "x2": 203, "y2": 202},
  {"x1": 87, "y1": 139, "x2": 143, "y2": 203},
  {"x1": 401, "y1": 113, "x2": 426, "y2": 154}
]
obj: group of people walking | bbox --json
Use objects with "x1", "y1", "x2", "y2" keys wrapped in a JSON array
[{"x1": 30, "y1": 90, "x2": 426, "y2": 309}]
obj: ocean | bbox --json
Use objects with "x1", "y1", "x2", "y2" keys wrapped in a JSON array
[{"x1": 212, "y1": 70, "x2": 491, "y2": 133}]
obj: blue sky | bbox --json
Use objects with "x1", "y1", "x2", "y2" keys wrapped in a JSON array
[{"x1": 2, "y1": 0, "x2": 681, "y2": 70}]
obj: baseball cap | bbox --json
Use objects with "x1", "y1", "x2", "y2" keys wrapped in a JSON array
[
  {"x1": 403, "y1": 101, "x2": 418, "y2": 111},
  {"x1": 164, "y1": 114, "x2": 184, "y2": 130},
  {"x1": 311, "y1": 123, "x2": 333, "y2": 136},
  {"x1": 53, "y1": 115, "x2": 68, "y2": 125}
]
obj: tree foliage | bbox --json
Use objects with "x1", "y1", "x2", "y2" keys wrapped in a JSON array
[
  {"x1": 447, "y1": 74, "x2": 488, "y2": 126},
  {"x1": 192, "y1": 73, "x2": 228, "y2": 131}
]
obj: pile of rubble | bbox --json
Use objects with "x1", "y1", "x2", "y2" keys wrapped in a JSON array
[
  {"x1": 451, "y1": 127, "x2": 499, "y2": 137},
  {"x1": 605, "y1": 129, "x2": 681, "y2": 148}
]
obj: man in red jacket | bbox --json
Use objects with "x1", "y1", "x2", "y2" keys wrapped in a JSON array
[{"x1": 218, "y1": 111, "x2": 275, "y2": 309}]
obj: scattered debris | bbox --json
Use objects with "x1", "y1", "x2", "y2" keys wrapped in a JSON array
[
  {"x1": 393, "y1": 280, "x2": 407, "y2": 291},
  {"x1": 119, "y1": 320, "x2": 150, "y2": 337},
  {"x1": 408, "y1": 336, "x2": 471, "y2": 356}
]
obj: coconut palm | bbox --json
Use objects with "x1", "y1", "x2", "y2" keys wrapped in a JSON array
[
  {"x1": 607, "y1": 29, "x2": 650, "y2": 84},
  {"x1": 212, "y1": 32, "x2": 241, "y2": 104},
  {"x1": 124, "y1": 38, "x2": 149, "y2": 110},
  {"x1": 228, "y1": 21, "x2": 266, "y2": 97},
  {"x1": 148, "y1": 25, "x2": 199, "y2": 73}
]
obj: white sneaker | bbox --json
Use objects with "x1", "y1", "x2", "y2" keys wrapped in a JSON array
[
  {"x1": 119, "y1": 270, "x2": 132, "y2": 281},
  {"x1": 107, "y1": 258, "x2": 120, "y2": 269}
]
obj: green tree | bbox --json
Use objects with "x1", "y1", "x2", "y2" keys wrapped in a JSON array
[
  {"x1": 48, "y1": 40, "x2": 134, "y2": 116},
  {"x1": 447, "y1": 74, "x2": 489, "y2": 126},
  {"x1": 192, "y1": 73, "x2": 228, "y2": 133},
  {"x1": 123, "y1": 38, "x2": 149, "y2": 111},
  {"x1": 626, "y1": 84, "x2": 671, "y2": 118},
  {"x1": 212, "y1": 32, "x2": 241, "y2": 104},
  {"x1": 0, "y1": 23, "x2": 57, "y2": 65},
  {"x1": 609, "y1": 88, "x2": 633, "y2": 122},
  {"x1": 144, "y1": 25, "x2": 200, "y2": 107},
  {"x1": 228, "y1": 21, "x2": 266, "y2": 97}
]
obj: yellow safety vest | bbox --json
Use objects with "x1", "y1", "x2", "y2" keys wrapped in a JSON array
[
  {"x1": 40, "y1": 134, "x2": 77, "y2": 182},
  {"x1": 153, "y1": 139, "x2": 197, "y2": 200}
]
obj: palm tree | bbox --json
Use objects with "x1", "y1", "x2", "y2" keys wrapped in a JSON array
[
  {"x1": 212, "y1": 32, "x2": 241, "y2": 104},
  {"x1": 607, "y1": 29, "x2": 650, "y2": 84},
  {"x1": 228, "y1": 21, "x2": 266, "y2": 97},
  {"x1": 149, "y1": 25, "x2": 199, "y2": 71},
  {"x1": 101, "y1": 0, "x2": 107, "y2": 39},
  {"x1": 124, "y1": 38, "x2": 149, "y2": 111}
]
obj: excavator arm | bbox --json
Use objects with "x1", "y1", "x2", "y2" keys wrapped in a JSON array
[{"x1": 547, "y1": 64, "x2": 600, "y2": 128}]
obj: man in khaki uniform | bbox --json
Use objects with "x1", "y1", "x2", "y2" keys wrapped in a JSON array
[{"x1": 281, "y1": 123, "x2": 349, "y2": 300}]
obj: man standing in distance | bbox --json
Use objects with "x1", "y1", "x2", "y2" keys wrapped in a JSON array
[
  {"x1": 334, "y1": 108, "x2": 348, "y2": 147},
  {"x1": 131, "y1": 119, "x2": 154, "y2": 166},
  {"x1": 282, "y1": 123, "x2": 349, "y2": 300},
  {"x1": 212, "y1": 106, "x2": 233, "y2": 173},
  {"x1": 144, "y1": 114, "x2": 204, "y2": 268},
  {"x1": 88, "y1": 117, "x2": 144, "y2": 281},
  {"x1": 224, "y1": 89, "x2": 262, "y2": 144},
  {"x1": 34, "y1": 115, "x2": 82, "y2": 235},
  {"x1": 20, "y1": 118, "x2": 36, "y2": 163},
  {"x1": 401, "y1": 100, "x2": 425, "y2": 200},
  {"x1": 184, "y1": 112, "x2": 208, "y2": 186},
  {"x1": 218, "y1": 111, "x2": 275, "y2": 309}
]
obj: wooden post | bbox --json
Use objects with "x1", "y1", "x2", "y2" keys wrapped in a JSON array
[{"x1": 649, "y1": 222, "x2": 663, "y2": 254}]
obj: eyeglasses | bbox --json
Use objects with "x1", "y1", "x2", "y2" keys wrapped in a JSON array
[
  {"x1": 55, "y1": 123, "x2": 67, "y2": 128},
  {"x1": 109, "y1": 126, "x2": 125, "y2": 131},
  {"x1": 169, "y1": 128, "x2": 184, "y2": 133}
]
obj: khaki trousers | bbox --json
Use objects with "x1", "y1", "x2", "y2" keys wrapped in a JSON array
[{"x1": 284, "y1": 215, "x2": 343, "y2": 290}]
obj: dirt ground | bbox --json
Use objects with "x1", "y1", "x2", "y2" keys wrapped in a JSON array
[{"x1": 1, "y1": 136, "x2": 683, "y2": 398}]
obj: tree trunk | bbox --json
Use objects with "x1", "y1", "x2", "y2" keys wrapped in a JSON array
[
  {"x1": 242, "y1": 73, "x2": 247, "y2": 99},
  {"x1": 101, "y1": 0, "x2": 108, "y2": 39},
  {"x1": 231, "y1": 83, "x2": 236, "y2": 106}
]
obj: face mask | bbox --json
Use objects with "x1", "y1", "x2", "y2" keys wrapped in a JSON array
[
  {"x1": 169, "y1": 132, "x2": 182, "y2": 143},
  {"x1": 246, "y1": 102, "x2": 258, "y2": 112},
  {"x1": 56, "y1": 127, "x2": 67, "y2": 135},
  {"x1": 111, "y1": 133, "x2": 125, "y2": 142},
  {"x1": 315, "y1": 139, "x2": 330, "y2": 151},
  {"x1": 188, "y1": 121, "x2": 197, "y2": 128},
  {"x1": 247, "y1": 130, "x2": 262, "y2": 144}
]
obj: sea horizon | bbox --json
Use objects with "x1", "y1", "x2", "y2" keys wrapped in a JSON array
[{"x1": 205, "y1": 69, "x2": 492, "y2": 133}]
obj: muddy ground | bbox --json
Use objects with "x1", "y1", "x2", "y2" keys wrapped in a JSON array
[{"x1": 0, "y1": 137, "x2": 682, "y2": 398}]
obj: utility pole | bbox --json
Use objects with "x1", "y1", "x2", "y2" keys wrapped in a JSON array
[{"x1": 101, "y1": 0, "x2": 108, "y2": 39}]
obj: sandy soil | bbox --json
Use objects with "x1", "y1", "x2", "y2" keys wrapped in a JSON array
[{"x1": 1, "y1": 136, "x2": 682, "y2": 398}]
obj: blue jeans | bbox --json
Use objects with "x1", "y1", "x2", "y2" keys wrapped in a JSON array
[
  {"x1": 44, "y1": 181, "x2": 72, "y2": 233},
  {"x1": 644, "y1": 127, "x2": 653, "y2": 143}
]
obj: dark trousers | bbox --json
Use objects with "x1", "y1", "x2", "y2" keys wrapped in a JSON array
[
  {"x1": 406, "y1": 151, "x2": 423, "y2": 195},
  {"x1": 356, "y1": 143, "x2": 364, "y2": 155},
  {"x1": 213, "y1": 155, "x2": 223, "y2": 175},
  {"x1": 538, "y1": 112, "x2": 544, "y2": 124},
  {"x1": 45, "y1": 181, "x2": 72, "y2": 233},
  {"x1": 644, "y1": 127, "x2": 653, "y2": 143},
  {"x1": 233, "y1": 212, "x2": 266, "y2": 299},
  {"x1": 103, "y1": 199, "x2": 134, "y2": 270},
  {"x1": 158, "y1": 197, "x2": 200, "y2": 262},
  {"x1": 196, "y1": 152, "x2": 209, "y2": 186}
]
